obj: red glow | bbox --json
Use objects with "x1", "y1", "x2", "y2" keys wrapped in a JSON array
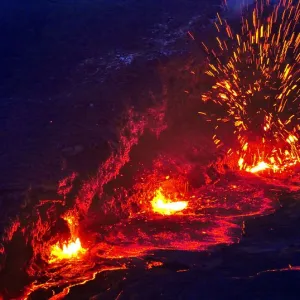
[
  {"x1": 1, "y1": 150, "x2": 282, "y2": 299},
  {"x1": 146, "y1": 261, "x2": 164, "y2": 269}
]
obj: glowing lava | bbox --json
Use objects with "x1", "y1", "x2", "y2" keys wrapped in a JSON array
[
  {"x1": 151, "y1": 188, "x2": 188, "y2": 215},
  {"x1": 49, "y1": 212, "x2": 87, "y2": 263},
  {"x1": 239, "y1": 159, "x2": 274, "y2": 173},
  {"x1": 49, "y1": 238, "x2": 86, "y2": 263},
  {"x1": 247, "y1": 161, "x2": 271, "y2": 173}
]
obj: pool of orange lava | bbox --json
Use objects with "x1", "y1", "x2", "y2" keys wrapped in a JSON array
[{"x1": 151, "y1": 189, "x2": 188, "y2": 215}]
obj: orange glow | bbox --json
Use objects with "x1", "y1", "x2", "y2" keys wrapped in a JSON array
[
  {"x1": 49, "y1": 238, "x2": 86, "y2": 263},
  {"x1": 151, "y1": 189, "x2": 188, "y2": 215},
  {"x1": 146, "y1": 261, "x2": 164, "y2": 269}
]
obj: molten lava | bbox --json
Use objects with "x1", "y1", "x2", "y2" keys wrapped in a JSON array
[
  {"x1": 239, "y1": 159, "x2": 274, "y2": 174},
  {"x1": 247, "y1": 161, "x2": 271, "y2": 174},
  {"x1": 151, "y1": 188, "x2": 188, "y2": 215},
  {"x1": 49, "y1": 238, "x2": 86, "y2": 263}
]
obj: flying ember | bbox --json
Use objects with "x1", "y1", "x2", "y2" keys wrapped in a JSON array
[
  {"x1": 198, "y1": 0, "x2": 300, "y2": 173},
  {"x1": 151, "y1": 188, "x2": 188, "y2": 215}
]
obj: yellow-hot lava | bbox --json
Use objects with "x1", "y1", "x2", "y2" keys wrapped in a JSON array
[
  {"x1": 49, "y1": 212, "x2": 87, "y2": 263},
  {"x1": 247, "y1": 161, "x2": 271, "y2": 173},
  {"x1": 49, "y1": 238, "x2": 86, "y2": 263},
  {"x1": 151, "y1": 188, "x2": 188, "y2": 215}
]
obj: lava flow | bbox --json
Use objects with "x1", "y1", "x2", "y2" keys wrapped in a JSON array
[
  {"x1": 197, "y1": 0, "x2": 299, "y2": 173},
  {"x1": 0, "y1": 151, "x2": 293, "y2": 299}
]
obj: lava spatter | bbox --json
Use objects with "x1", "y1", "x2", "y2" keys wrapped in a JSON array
[{"x1": 197, "y1": 0, "x2": 299, "y2": 173}]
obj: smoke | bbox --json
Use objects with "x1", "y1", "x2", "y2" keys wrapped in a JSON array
[
  {"x1": 226, "y1": 0, "x2": 281, "y2": 15},
  {"x1": 225, "y1": 0, "x2": 255, "y2": 15}
]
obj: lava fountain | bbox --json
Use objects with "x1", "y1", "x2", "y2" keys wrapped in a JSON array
[{"x1": 196, "y1": 0, "x2": 299, "y2": 173}]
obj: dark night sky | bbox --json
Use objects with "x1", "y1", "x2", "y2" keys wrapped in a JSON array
[{"x1": 0, "y1": 0, "x2": 225, "y2": 189}]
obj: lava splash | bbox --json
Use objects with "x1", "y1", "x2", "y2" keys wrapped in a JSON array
[{"x1": 151, "y1": 188, "x2": 188, "y2": 215}]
